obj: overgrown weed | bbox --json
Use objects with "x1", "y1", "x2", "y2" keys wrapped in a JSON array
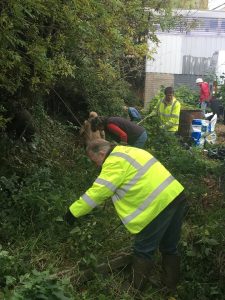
[{"x1": 1, "y1": 103, "x2": 225, "y2": 299}]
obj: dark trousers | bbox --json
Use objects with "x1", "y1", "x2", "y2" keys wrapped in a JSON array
[
  {"x1": 132, "y1": 130, "x2": 148, "y2": 149},
  {"x1": 133, "y1": 192, "x2": 187, "y2": 259}
]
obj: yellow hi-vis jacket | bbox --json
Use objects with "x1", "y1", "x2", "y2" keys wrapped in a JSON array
[
  {"x1": 69, "y1": 146, "x2": 184, "y2": 234},
  {"x1": 157, "y1": 97, "x2": 181, "y2": 132}
]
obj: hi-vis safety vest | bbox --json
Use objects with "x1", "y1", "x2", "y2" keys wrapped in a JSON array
[
  {"x1": 70, "y1": 146, "x2": 184, "y2": 234},
  {"x1": 157, "y1": 97, "x2": 181, "y2": 132}
]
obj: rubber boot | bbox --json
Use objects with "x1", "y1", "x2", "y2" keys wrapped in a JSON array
[
  {"x1": 131, "y1": 255, "x2": 153, "y2": 291},
  {"x1": 161, "y1": 254, "x2": 180, "y2": 290}
]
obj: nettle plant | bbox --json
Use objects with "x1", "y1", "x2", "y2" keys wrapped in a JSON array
[{"x1": 6, "y1": 270, "x2": 75, "y2": 300}]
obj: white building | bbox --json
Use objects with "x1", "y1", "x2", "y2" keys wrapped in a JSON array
[
  {"x1": 208, "y1": 0, "x2": 225, "y2": 11},
  {"x1": 144, "y1": 9, "x2": 225, "y2": 108}
]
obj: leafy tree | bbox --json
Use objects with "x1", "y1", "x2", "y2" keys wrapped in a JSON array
[{"x1": 0, "y1": 0, "x2": 177, "y2": 114}]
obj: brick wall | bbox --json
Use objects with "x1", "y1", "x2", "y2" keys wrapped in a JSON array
[{"x1": 144, "y1": 73, "x2": 174, "y2": 109}]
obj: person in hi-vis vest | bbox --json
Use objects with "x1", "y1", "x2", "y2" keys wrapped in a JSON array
[
  {"x1": 150, "y1": 87, "x2": 181, "y2": 133},
  {"x1": 64, "y1": 139, "x2": 187, "y2": 291}
]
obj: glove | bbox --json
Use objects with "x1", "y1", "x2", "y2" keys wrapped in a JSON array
[{"x1": 64, "y1": 209, "x2": 77, "y2": 225}]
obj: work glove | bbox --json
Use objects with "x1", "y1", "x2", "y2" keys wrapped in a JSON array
[{"x1": 64, "y1": 209, "x2": 77, "y2": 225}]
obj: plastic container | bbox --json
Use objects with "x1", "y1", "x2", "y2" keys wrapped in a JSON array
[
  {"x1": 201, "y1": 120, "x2": 209, "y2": 132},
  {"x1": 191, "y1": 125, "x2": 202, "y2": 132},
  {"x1": 193, "y1": 137, "x2": 205, "y2": 147},
  {"x1": 208, "y1": 114, "x2": 217, "y2": 132},
  {"x1": 192, "y1": 119, "x2": 202, "y2": 125},
  {"x1": 191, "y1": 132, "x2": 202, "y2": 140}
]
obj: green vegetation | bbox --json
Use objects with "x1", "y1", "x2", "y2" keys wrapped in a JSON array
[
  {"x1": 1, "y1": 95, "x2": 225, "y2": 299},
  {"x1": 172, "y1": 0, "x2": 208, "y2": 9},
  {"x1": 0, "y1": 0, "x2": 177, "y2": 118},
  {"x1": 1, "y1": 1, "x2": 225, "y2": 299}
]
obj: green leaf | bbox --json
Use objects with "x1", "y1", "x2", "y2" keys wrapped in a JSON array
[
  {"x1": 70, "y1": 227, "x2": 81, "y2": 235},
  {"x1": 55, "y1": 216, "x2": 64, "y2": 222}
]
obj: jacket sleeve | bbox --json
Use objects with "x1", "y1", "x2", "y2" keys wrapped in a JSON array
[
  {"x1": 107, "y1": 123, "x2": 127, "y2": 143},
  {"x1": 200, "y1": 83, "x2": 210, "y2": 101},
  {"x1": 69, "y1": 157, "x2": 125, "y2": 217},
  {"x1": 163, "y1": 101, "x2": 181, "y2": 130}
]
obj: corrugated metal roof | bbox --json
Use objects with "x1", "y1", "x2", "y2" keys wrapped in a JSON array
[
  {"x1": 172, "y1": 9, "x2": 225, "y2": 19},
  {"x1": 144, "y1": 8, "x2": 225, "y2": 18},
  {"x1": 158, "y1": 16, "x2": 225, "y2": 35}
]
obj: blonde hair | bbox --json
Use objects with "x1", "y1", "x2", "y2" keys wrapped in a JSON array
[{"x1": 89, "y1": 111, "x2": 98, "y2": 119}]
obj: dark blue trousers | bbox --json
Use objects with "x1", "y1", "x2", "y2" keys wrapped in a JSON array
[
  {"x1": 133, "y1": 130, "x2": 148, "y2": 149},
  {"x1": 133, "y1": 192, "x2": 187, "y2": 259}
]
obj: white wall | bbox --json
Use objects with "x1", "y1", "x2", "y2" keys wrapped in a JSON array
[
  {"x1": 182, "y1": 35, "x2": 225, "y2": 56},
  {"x1": 216, "y1": 50, "x2": 225, "y2": 82},
  {"x1": 146, "y1": 35, "x2": 183, "y2": 74},
  {"x1": 208, "y1": 0, "x2": 225, "y2": 10},
  {"x1": 146, "y1": 33, "x2": 225, "y2": 75}
]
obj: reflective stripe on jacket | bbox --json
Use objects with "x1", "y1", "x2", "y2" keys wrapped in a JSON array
[
  {"x1": 69, "y1": 146, "x2": 184, "y2": 234},
  {"x1": 157, "y1": 97, "x2": 181, "y2": 132}
]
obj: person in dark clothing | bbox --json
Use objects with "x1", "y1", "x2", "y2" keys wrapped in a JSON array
[
  {"x1": 6, "y1": 108, "x2": 36, "y2": 142},
  {"x1": 91, "y1": 116, "x2": 147, "y2": 148}
]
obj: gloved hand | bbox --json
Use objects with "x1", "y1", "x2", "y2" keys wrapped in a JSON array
[{"x1": 64, "y1": 209, "x2": 77, "y2": 225}]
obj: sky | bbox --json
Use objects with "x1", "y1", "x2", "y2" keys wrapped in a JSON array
[{"x1": 208, "y1": 0, "x2": 225, "y2": 10}]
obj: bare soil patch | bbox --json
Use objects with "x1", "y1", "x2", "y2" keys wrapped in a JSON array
[{"x1": 215, "y1": 123, "x2": 225, "y2": 145}]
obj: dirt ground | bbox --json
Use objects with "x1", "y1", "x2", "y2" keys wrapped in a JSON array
[{"x1": 215, "y1": 123, "x2": 225, "y2": 145}]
